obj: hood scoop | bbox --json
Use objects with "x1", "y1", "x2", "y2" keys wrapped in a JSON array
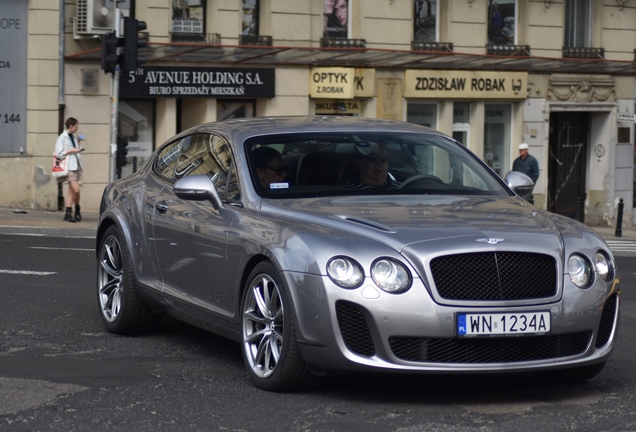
[{"x1": 332, "y1": 214, "x2": 396, "y2": 233}]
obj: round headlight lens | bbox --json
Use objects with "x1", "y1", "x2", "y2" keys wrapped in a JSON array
[
  {"x1": 327, "y1": 257, "x2": 364, "y2": 288},
  {"x1": 568, "y1": 254, "x2": 592, "y2": 288},
  {"x1": 595, "y1": 252, "x2": 612, "y2": 281},
  {"x1": 371, "y1": 258, "x2": 412, "y2": 293}
]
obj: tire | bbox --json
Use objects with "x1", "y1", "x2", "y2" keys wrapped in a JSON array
[
  {"x1": 97, "y1": 225, "x2": 161, "y2": 334},
  {"x1": 541, "y1": 361, "x2": 606, "y2": 383},
  {"x1": 240, "y1": 262, "x2": 318, "y2": 391}
]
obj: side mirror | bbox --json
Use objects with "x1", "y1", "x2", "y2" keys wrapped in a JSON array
[
  {"x1": 504, "y1": 171, "x2": 534, "y2": 199},
  {"x1": 174, "y1": 174, "x2": 223, "y2": 210}
]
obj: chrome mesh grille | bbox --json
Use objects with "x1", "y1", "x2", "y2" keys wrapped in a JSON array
[
  {"x1": 430, "y1": 252, "x2": 557, "y2": 300},
  {"x1": 390, "y1": 332, "x2": 592, "y2": 363},
  {"x1": 335, "y1": 301, "x2": 375, "y2": 357},
  {"x1": 595, "y1": 293, "x2": 618, "y2": 348}
]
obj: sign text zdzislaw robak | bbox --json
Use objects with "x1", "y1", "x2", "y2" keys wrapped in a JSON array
[
  {"x1": 120, "y1": 67, "x2": 275, "y2": 99},
  {"x1": 405, "y1": 70, "x2": 528, "y2": 99}
]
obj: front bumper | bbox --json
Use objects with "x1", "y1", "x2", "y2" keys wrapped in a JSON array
[{"x1": 283, "y1": 272, "x2": 620, "y2": 374}]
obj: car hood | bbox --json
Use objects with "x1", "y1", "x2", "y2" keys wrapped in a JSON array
[{"x1": 263, "y1": 195, "x2": 563, "y2": 256}]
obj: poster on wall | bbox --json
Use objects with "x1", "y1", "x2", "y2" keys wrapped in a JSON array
[
  {"x1": 323, "y1": 0, "x2": 349, "y2": 38},
  {"x1": 487, "y1": 0, "x2": 515, "y2": 45},
  {"x1": 172, "y1": 0, "x2": 204, "y2": 37},
  {"x1": 413, "y1": 0, "x2": 437, "y2": 42}
]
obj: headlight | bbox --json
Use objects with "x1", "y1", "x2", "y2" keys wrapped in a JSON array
[
  {"x1": 327, "y1": 257, "x2": 364, "y2": 288},
  {"x1": 595, "y1": 252, "x2": 612, "y2": 281},
  {"x1": 568, "y1": 254, "x2": 592, "y2": 288},
  {"x1": 371, "y1": 258, "x2": 412, "y2": 293}
]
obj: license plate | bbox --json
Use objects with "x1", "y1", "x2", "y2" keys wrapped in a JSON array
[{"x1": 457, "y1": 311, "x2": 550, "y2": 337}]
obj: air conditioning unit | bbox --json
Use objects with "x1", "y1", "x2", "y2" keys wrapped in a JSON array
[{"x1": 73, "y1": 0, "x2": 115, "y2": 39}]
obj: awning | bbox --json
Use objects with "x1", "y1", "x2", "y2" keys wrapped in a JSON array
[{"x1": 65, "y1": 42, "x2": 636, "y2": 75}]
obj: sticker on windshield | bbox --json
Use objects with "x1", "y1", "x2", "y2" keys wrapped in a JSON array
[{"x1": 269, "y1": 182, "x2": 289, "y2": 189}]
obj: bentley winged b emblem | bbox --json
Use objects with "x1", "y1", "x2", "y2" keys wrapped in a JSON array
[{"x1": 476, "y1": 238, "x2": 504, "y2": 245}]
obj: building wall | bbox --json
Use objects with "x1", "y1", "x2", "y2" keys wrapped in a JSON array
[{"x1": 4, "y1": 0, "x2": 636, "y2": 221}]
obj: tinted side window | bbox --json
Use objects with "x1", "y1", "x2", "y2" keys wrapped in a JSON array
[{"x1": 155, "y1": 138, "x2": 186, "y2": 181}]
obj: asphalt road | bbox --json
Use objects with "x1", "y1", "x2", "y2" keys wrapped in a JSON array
[{"x1": 0, "y1": 230, "x2": 634, "y2": 431}]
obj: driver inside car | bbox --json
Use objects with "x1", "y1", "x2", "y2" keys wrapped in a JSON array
[{"x1": 338, "y1": 142, "x2": 400, "y2": 189}]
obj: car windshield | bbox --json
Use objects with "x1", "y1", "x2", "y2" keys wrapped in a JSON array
[{"x1": 245, "y1": 132, "x2": 510, "y2": 198}]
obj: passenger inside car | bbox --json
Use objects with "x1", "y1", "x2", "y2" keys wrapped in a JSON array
[{"x1": 252, "y1": 146, "x2": 288, "y2": 189}]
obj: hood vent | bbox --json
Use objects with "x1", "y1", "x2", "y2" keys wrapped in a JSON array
[{"x1": 333, "y1": 215, "x2": 396, "y2": 233}]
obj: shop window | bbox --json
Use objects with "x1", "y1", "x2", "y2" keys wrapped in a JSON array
[
  {"x1": 452, "y1": 102, "x2": 470, "y2": 147},
  {"x1": 413, "y1": 0, "x2": 437, "y2": 42},
  {"x1": 488, "y1": 0, "x2": 516, "y2": 45},
  {"x1": 218, "y1": 101, "x2": 255, "y2": 121},
  {"x1": 484, "y1": 104, "x2": 511, "y2": 177},
  {"x1": 565, "y1": 0, "x2": 591, "y2": 47},
  {"x1": 407, "y1": 103, "x2": 437, "y2": 128},
  {"x1": 323, "y1": 0, "x2": 350, "y2": 39},
  {"x1": 172, "y1": 0, "x2": 206, "y2": 43},
  {"x1": 118, "y1": 100, "x2": 154, "y2": 179}
]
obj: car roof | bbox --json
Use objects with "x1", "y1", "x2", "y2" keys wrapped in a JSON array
[{"x1": 176, "y1": 116, "x2": 447, "y2": 146}]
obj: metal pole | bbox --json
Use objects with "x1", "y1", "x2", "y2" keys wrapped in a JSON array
[
  {"x1": 615, "y1": 198, "x2": 624, "y2": 237},
  {"x1": 109, "y1": 8, "x2": 122, "y2": 183}
]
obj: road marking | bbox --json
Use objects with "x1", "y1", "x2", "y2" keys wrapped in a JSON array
[
  {"x1": 0, "y1": 232, "x2": 94, "y2": 239},
  {"x1": 604, "y1": 240, "x2": 636, "y2": 253},
  {"x1": 30, "y1": 247, "x2": 94, "y2": 252},
  {"x1": 0, "y1": 270, "x2": 57, "y2": 275}
]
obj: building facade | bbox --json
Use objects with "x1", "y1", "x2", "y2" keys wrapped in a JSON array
[{"x1": 3, "y1": 0, "x2": 636, "y2": 225}]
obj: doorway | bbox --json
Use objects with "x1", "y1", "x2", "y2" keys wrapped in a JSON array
[{"x1": 548, "y1": 112, "x2": 589, "y2": 221}]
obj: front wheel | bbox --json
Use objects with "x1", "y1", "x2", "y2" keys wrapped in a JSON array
[
  {"x1": 241, "y1": 261, "x2": 318, "y2": 391},
  {"x1": 97, "y1": 225, "x2": 161, "y2": 334}
]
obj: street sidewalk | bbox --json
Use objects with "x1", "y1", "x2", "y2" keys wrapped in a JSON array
[
  {"x1": 0, "y1": 207, "x2": 99, "y2": 236},
  {"x1": 1, "y1": 206, "x2": 635, "y2": 242}
]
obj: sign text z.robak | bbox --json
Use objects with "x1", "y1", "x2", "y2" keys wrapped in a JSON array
[
  {"x1": 120, "y1": 67, "x2": 275, "y2": 99},
  {"x1": 404, "y1": 70, "x2": 528, "y2": 99}
]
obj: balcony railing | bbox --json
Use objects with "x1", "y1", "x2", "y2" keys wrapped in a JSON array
[
  {"x1": 411, "y1": 41, "x2": 453, "y2": 52},
  {"x1": 562, "y1": 47, "x2": 604, "y2": 59},
  {"x1": 486, "y1": 44, "x2": 531, "y2": 56},
  {"x1": 320, "y1": 38, "x2": 366, "y2": 49},
  {"x1": 171, "y1": 33, "x2": 221, "y2": 44},
  {"x1": 239, "y1": 35, "x2": 273, "y2": 46}
]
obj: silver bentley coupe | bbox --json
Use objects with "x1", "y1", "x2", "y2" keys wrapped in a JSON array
[{"x1": 96, "y1": 116, "x2": 620, "y2": 391}]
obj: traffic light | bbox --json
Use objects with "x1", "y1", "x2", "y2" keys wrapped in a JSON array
[
  {"x1": 116, "y1": 136, "x2": 128, "y2": 170},
  {"x1": 123, "y1": 18, "x2": 147, "y2": 72},
  {"x1": 101, "y1": 32, "x2": 124, "y2": 73}
]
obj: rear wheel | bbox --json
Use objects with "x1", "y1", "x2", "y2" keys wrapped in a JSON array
[
  {"x1": 241, "y1": 262, "x2": 318, "y2": 391},
  {"x1": 97, "y1": 225, "x2": 161, "y2": 334}
]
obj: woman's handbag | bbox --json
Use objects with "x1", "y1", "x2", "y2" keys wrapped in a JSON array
[{"x1": 52, "y1": 154, "x2": 69, "y2": 178}]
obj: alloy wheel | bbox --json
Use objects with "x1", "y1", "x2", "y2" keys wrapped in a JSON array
[
  {"x1": 98, "y1": 235, "x2": 124, "y2": 323},
  {"x1": 242, "y1": 274, "x2": 284, "y2": 378}
]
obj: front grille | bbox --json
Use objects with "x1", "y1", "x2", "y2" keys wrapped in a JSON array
[
  {"x1": 595, "y1": 293, "x2": 618, "y2": 348},
  {"x1": 390, "y1": 332, "x2": 592, "y2": 363},
  {"x1": 430, "y1": 252, "x2": 557, "y2": 300},
  {"x1": 335, "y1": 301, "x2": 375, "y2": 357}
]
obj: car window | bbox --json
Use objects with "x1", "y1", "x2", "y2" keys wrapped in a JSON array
[
  {"x1": 245, "y1": 132, "x2": 508, "y2": 198},
  {"x1": 162, "y1": 133, "x2": 239, "y2": 201},
  {"x1": 155, "y1": 137, "x2": 188, "y2": 181}
]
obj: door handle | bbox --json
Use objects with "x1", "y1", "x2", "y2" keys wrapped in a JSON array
[{"x1": 155, "y1": 202, "x2": 169, "y2": 213}]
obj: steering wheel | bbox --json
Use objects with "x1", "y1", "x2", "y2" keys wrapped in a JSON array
[{"x1": 398, "y1": 174, "x2": 444, "y2": 189}]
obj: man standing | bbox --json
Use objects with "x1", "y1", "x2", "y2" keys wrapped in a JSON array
[{"x1": 512, "y1": 143, "x2": 539, "y2": 203}]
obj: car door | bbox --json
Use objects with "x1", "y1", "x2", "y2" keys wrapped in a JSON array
[{"x1": 152, "y1": 133, "x2": 236, "y2": 320}]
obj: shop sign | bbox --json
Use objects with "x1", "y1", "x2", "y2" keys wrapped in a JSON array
[
  {"x1": 617, "y1": 113, "x2": 636, "y2": 123},
  {"x1": 126, "y1": 141, "x2": 153, "y2": 158},
  {"x1": 310, "y1": 67, "x2": 355, "y2": 99},
  {"x1": 119, "y1": 66, "x2": 275, "y2": 99},
  {"x1": 405, "y1": 70, "x2": 527, "y2": 99},
  {"x1": 354, "y1": 69, "x2": 375, "y2": 98},
  {"x1": 315, "y1": 100, "x2": 361, "y2": 114}
]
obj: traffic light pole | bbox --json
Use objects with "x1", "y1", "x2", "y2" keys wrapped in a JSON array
[{"x1": 108, "y1": 8, "x2": 122, "y2": 183}]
